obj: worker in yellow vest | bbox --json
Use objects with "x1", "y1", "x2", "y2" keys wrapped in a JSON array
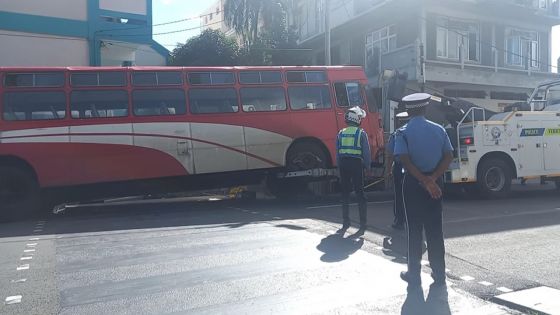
[{"x1": 336, "y1": 106, "x2": 371, "y2": 233}]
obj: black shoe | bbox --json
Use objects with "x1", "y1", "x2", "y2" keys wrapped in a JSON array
[
  {"x1": 391, "y1": 222, "x2": 405, "y2": 230},
  {"x1": 355, "y1": 227, "x2": 366, "y2": 236},
  {"x1": 400, "y1": 271, "x2": 421, "y2": 287},
  {"x1": 337, "y1": 223, "x2": 350, "y2": 234}
]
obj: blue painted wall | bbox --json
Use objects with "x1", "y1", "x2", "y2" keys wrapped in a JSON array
[{"x1": 0, "y1": 0, "x2": 168, "y2": 66}]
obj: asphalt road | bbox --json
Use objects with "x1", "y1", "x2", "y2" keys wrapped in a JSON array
[{"x1": 0, "y1": 181, "x2": 557, "y2": 314}]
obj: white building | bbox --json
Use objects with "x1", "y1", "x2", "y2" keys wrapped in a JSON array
[{"x1": 0, "y1": 0, "x2": 168, "y2": 66}]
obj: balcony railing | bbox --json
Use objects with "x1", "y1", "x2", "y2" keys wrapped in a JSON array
[{"x1": 478, "y1": 0, "x2": 560, "y2": 17}]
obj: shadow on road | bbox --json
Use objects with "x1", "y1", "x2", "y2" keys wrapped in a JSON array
[
  {"x1": 401, "y1": 286, "x2": 451, "y2": 315},
  {"x1": 316, "y1": 233, "x2": 364, "y2": 263}
]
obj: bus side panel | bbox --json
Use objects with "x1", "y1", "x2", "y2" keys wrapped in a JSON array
[{"x1": 0, "y1": 143, "x2": 187, "y2": 187}]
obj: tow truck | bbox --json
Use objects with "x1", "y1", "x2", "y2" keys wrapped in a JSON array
[{"x1": 446, "y1": 80, "x2": 560, "y2": 197}]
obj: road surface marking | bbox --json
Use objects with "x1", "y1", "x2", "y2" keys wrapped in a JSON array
[
  {"x1": 26, "y1": 243, "x2": 37, "y2": 247},
  {"x1": 445, "y1": 208, "x2": 560, "y2": 224},
  {"x1": 28, "y1": 238, "x2": 39, "y2": 241},
  {"x1": 16, "y1": 264, "x2": 29, "y2": 271},
  {"x1": 10, "y1": 279, "x2": 26, "y2": 283},
  {"x1": 421, "y1": 260, "x2": 429, "y2": 266},
  {"x1": 251, "y1": 211, "x2": 259, "y2": 214},
  {"x1": 20, "y1": 256, "x2": 32, "y2": 261},
  {"x1": 375, "y1": 246, "x2": 383, "y2": 250},
  {"x1": 306, "y1": 201, "x2": 392, "y2": 209},
  {"x1": 5, "y1": 295, "x2": 22, "y2": 305},
  {"x1": 23, "y1": 249, "x2": 35, "y2": 253},
  {"x1": 460, "y1": 275, "x2": 475, "y2": 281},
  {"x1": 497, "y1": 287, "x2": 513, "y2": 293},
  {"x1": 479, "y1": 281, "x2": 493, "y2": 286}
]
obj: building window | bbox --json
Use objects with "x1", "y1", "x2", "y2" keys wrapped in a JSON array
[
  {"x1": 539, "y1": 0, "x2": 548, "y2": 9},
  {"x1": 505, "y1": 28, "x2": 539, "y2": 68},
  {"x1": 436, "y1": 17, "x2": 479, "y2": 62},
  {"x1": 365, "y1": 25, "x2": 397, "y2": 74}
]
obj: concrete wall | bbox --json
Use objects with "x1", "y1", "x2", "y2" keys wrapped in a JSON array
[
  {"x1": 0, "y1": 30, "x2": 89, "y2": 66},
  {"x1": 99, "y1": 0, "x2": 147, "y2": 16},
  {"x1": 135, "y1": 45, "x2": 167, "y2": 66},
  {"x1": 0, "y1": 0, "x2": 87, "y2": 21}
]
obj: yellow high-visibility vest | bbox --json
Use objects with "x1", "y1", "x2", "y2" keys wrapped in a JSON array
[{"x1": 338, "y1": 126, "x2": 363, "y2": 157}]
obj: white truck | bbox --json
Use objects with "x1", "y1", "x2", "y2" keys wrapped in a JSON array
[{"x1": 446, "y1": 80, "x2": 560, "y2": 197}]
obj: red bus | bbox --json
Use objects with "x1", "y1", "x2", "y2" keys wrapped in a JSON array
[{"x1": 0, "y1": 66, "x2": 384, "y2": 219}]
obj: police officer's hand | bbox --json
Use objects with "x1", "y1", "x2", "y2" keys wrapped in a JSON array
[{"x1": 420, "y1": 177, "x2": 442, "y2": 199}]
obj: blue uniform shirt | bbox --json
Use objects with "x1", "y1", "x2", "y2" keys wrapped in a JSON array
[
  {"x1": 336, "y1": 128, "x2": 372, "y2": 171},
  {"x1": 393, "y1": 116, "x2": 453, "y2": 173}
]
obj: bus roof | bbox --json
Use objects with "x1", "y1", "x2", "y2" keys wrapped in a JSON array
[{"x1": 0, "y1": 65, "x2": 364, "y2": 72}]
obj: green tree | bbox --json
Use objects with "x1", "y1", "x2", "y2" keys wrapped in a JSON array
[
  {"x1": 225, "y1": 0, "x2": 310, "y2": 65},
  {"x1": 169, "y1": 29, "x2": 240, "y2": 66},
  {"x1": 224, "y1": 0, "x2": 288, "y2": 48}
]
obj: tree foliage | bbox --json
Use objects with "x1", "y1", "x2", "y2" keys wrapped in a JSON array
[
  {"x1": 224, "y1": 0, "x2": 310, "y2": 66},
  {"x1": 169, "y1": 29, "x2": 240, "y2": 66}
]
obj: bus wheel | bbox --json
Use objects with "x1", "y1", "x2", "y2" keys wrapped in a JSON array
[
  {"x1": 476, "y1": 158, "x2": 512, "y2": 198},
  {"x1": 286, "y1": 142, "x2": 328, "y2": 171},
  {"x1": 0, "y1": 167, "x2": 40, "y2": 222}
]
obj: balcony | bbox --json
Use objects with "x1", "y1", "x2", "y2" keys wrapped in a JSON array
[
  {"x1": 476, "y1": 0, "x2": 560, "y2": 19},
  {"x1": 424, "y1": 58, "x2": 560, "y2": 89}
]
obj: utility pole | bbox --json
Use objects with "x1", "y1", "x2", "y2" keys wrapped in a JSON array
[{"x1": 324, "y1": 0, "x2": 331, "y2": 66}]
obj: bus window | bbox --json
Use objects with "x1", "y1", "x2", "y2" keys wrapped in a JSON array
[
  {"x1": 3, "y1": 91, "x2": 66, "y2": 121},
  {"x1": 189, "y1": 88, "x2": 238, "y2": 114},
  {"x1": 334, "y1": 82, "x2": 363, "y2": 107},
  {"x1": 4, "y1": 72, "x2": 64, "y2": 87},
  {"x1": 71, "y1": 90, "x2": 128, "y2": 118},
  {"x1": 240, "y1": 87, "x2": 287, "y2": 112},
  {"x1": 133, "y1": 89, "x2": 186, "y2": 116},
  {"x1": 288, "y1": 86, "x2": 331, "y2": 110},
  {"x1": 71, "y1": 72, "x2": 126, "y2": 87},
  {"x1": 132, "y1": 72, "x2": 182, "y2": 86},
  {"x1": 239, "y1": 71, "x2": 282, "y2": 84},
  {"x1": 188, "y1": 72, "x2": 234, "y2": 85},
  {"x1": 286, "y1": 71, "x2": 327, "y2": 83}
]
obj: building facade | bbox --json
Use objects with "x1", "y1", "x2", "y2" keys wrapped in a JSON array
[
  {"x1": 200, "y1": 0, "x2": 244, "y2": 45},
  {"x1": 0, "y1": 0, "x2": 168, "y2": 66},
  {"x1": 293, "y1": 0, "x2": 560, "y2": 112}
]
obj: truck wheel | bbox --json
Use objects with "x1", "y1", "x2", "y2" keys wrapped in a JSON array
[
  {"x1": 476, "y1": 158, "x2": 512, "y2": 198},
  {"x1": 0, "y1": 166, "x2": 40, "y2": 222}
]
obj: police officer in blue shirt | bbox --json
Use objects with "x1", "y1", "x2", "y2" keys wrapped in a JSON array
[
  {"x1": 386, "y1": 132, "x2": 405, "y2": 230},
  {"x1": 393, "y1": 93, "x2": 454, "y2": 290},
  {"x1": 336, "y1": 106, "x2": 372, "y2": 232}
]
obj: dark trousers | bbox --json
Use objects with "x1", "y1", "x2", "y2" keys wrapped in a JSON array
[
  {"x1": 393, "y1": 162, "x2": 405, "y2": 225},
  {"x1": 402, "y1": 173, "x2": 446, "y2": 284},
  {"x1": 339, "y1": 157, "x2": 367, "y2": 227}
]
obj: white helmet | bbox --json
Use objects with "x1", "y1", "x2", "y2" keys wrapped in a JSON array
[{"x1": 345, "y1": 106, "x2": 366, "y2": 125}]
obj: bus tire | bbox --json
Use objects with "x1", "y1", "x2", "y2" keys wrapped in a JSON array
[
  {"x1": 0, "y1": 166, "x2": 41, "y2": 222},
  {"x1": 286, "y1": 141, "x2": 328, "y2": 171},
  {"x1": 476, "y1": 158, "x2": 512, "y2": 198}
]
